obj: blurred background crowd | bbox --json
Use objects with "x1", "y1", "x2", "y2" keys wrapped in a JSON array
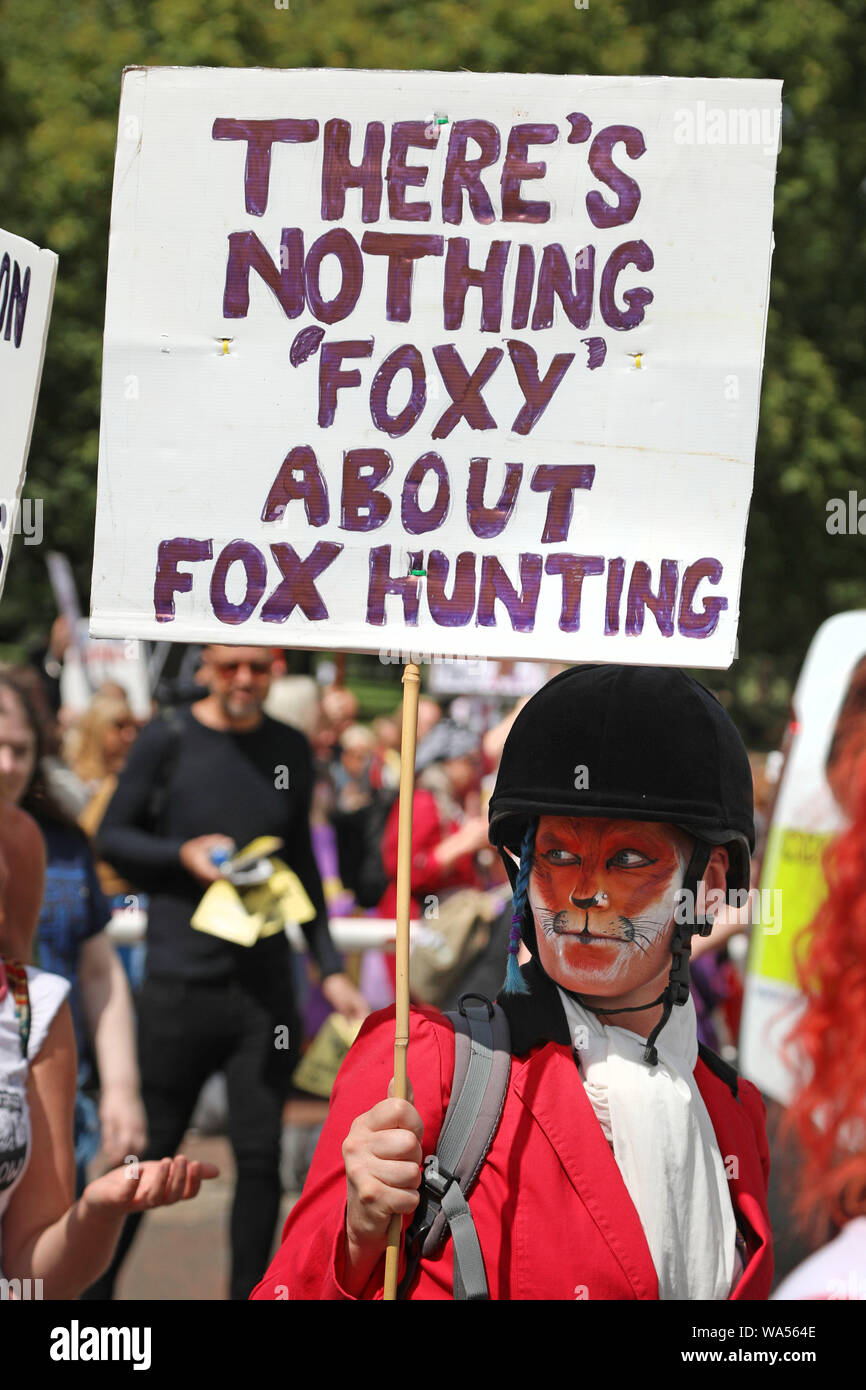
[
  {"x1": 1, "y1": 0, "x2": 864, "y2": 1308},
  {"x1": 0, "y1": 630, "x2": 790, "y2": 1297}
]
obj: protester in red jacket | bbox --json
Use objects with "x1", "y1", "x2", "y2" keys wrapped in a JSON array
[
  {"x1": 376, "y1": 720, "x2": 488, "y2": 924},
  {"x1": 252, "y1": 665, "x2": 773, "y2": 1301}
]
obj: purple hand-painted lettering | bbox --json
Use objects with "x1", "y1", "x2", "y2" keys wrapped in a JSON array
[
  {"x1": 431, "y1": 345, "x2": 503, "y2": 438},
  {"x1": 212, "y1": 118, "x2": 319, "y2": 217},
  {"x1": 290, "y1": 325, "x2": 325, "y2": 366},
  {"x1": 387, "y1": 121, "x2": 438, "y2": 221},
  {"x1": 443, "y1": 238, "x2": 509, "y2": 332},
  {"x1": 426, "y1": 551, "x2": 477, "y2": 626},
  {"x1": 500, "y1": 123, "x2": 557, "y2": 223},
  {"x1": 401, "y1": 452, "x2": 451, "y2": 534},
  {"x1": 261, "y1": 446, "x2": 329, "y2": 526},
  {"x1": 322, "y1": 119, "x2": 385, "y2": 223},
  {"x1": 366, "y1": 546, "x2": 424, "y2": 625},
  {"x1": 625, "y1": 559, "x2": 678, "y2": 637},
  {"x1": 507, "y1": 341, "x2": 574, "y2": 435},
  {"x1": 600, "y1": 240, "x2": 654, "y2": 330},
  {"x1": 360, "y1": 232, "x2": 443, "y2": 322},
  {"x1": 532, "y1": 243, "x2": 594, "y2": 331},
  {"x1": 210, "y1": 540, "x2": 268, "y2": 624},
  {"x1": 341, "y1": 449, "x2": 393, "y2": 531},
  {"x1": 605, "y1": 557, "x2": 625, "y2": 635},
  {"x1": 476, "y1": 553, "x2": 543, "y2": 631},
  {"x1": 545, "y1": 554, "x2": 605, "y2": 631},
  {"x1": 586, "y1": 125, "x2": 645, "y2": 229},
  {"x1": 510, "y1": 244, "x2": 535, "y2": 331},
  {"x1": 369, "y1": 345, "x2": 427, "y2": 437},
  {"x1": 304, "y1": 229, "x2": 363, "y2": 324},
  {"x1": 678, "y1": 558, "x2": 728, "y2": 637},
  {"x1": 466, "y1": 458, "x2": 523, "y2": 539},
  {"x1": 222, "y1": 229, "x2": 304, "y2": 320},
  {"x1": 260, "y1": 542, "x2": 343, "y2": 622},
  {"x1": 154, "y1": 538, "x2": 213, "y2": 622},
  {"x1": 530, "y1": 464, "x2": 595, "y2": 543},
  {"x1": 442, "y1": 120, "x2": 501, "y2": 225},
  {"x1": 318, "y1": 339, "x2": 373, "y2": 426}
]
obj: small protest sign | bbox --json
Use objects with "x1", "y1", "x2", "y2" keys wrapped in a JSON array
[
  {"x1": 0, "y1": 227, "x2": 58, "y2": 599},
  {"x1": 91, "y1": 68, "x2": 780, "y2": 667},
  {"x1": 46, "y1": 551, "x2": 152, "y2": 717}
]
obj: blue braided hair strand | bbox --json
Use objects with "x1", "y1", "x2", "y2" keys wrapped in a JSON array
[{"x1": 503, "y1": 818, "x2": 538, "y2": 995}]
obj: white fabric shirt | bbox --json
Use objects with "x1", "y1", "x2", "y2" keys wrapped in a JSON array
[
  {"x1": 0, "y1": 966, "x2": 70, "y2": 1273},
  {"x1": 557, "y1": 987, "x2": 739, "y2": 1300}
]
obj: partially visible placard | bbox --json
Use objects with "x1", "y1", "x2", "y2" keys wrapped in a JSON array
[
  {"x1": 47, "y1": 552, "x2": 152, "y2": 718},
  {"x1": 740, "y1": 611, "x2": 866, "y2": 1104},
  {"x1": 427, "y1": 656, "x2": 552, "y2": 698},
  {"x1": 0, "y1": 228, "x2": 58, "y2": 598}
]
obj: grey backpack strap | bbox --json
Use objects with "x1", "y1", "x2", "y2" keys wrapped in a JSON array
[
  {"x1": 421, "y1": 1155, "x2": 489, "y2": 1300},
  {"x1": 398, "y1": 993, "x2": 511, "y2": 1301}
]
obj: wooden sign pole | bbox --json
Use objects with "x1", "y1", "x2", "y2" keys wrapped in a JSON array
[{"x1": 382, "y1": 658, "x2": 422, "y2": 1300}]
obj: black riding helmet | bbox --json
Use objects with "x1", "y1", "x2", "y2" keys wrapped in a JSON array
[{"x1": 488, "y1": 664, "x2": 755, "y2": 1063}]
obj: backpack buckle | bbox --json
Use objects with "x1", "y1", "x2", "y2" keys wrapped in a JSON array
[
  {"x1": 457, "y1": 992, "x2": 495, "y2": 1020},
  {"x1": 422, "y1": 1153, "x2": 457, "y2": 1200}
]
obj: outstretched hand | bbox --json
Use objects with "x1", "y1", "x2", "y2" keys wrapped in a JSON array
[{"x1": 82, "y1": 1155, "x2": 219, "y2": 1218}]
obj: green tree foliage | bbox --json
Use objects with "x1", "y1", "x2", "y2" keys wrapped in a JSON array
[{"x1": 1, "y1": 0, "x2": 863, "y2": 742}]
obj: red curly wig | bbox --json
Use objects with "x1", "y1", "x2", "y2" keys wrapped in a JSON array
[{"x1": 784, "y1": 743, "x2": 866, "y2": 1235}]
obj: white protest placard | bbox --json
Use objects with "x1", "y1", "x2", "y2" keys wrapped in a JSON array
[
  {"x1": 91, "y1": 68, "x2": 780, "y2": 666},
  {"x1": 740, "y1": 610, "x2": 866, "y2": 1104},
  {"x1": 0, "y1": 227, "x2": 58, "y2": 599},
  {"x1": 427, "y1": 656, "x2": 552, "y2": 698},
  {"x1": 59, "y1": 625, "x2": 153, "y2": 721},
  {"x1": 47, "y1": 551, "x2": 152, "y2": 718}
]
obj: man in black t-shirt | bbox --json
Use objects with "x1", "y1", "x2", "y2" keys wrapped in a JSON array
[{"x1": 83, "y1": 645, "x2": 367, "y2": 1300}]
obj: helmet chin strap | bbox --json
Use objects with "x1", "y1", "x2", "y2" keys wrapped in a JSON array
[{"x1": 552, "y1": 841, "x2": 714, "y2": 1068}]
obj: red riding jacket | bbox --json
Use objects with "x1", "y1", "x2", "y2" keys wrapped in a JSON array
[{"x1": 252, "y1": 962, "x2": 773, "y2": 1301}]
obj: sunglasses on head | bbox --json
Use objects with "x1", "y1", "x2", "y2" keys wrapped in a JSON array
[{"x1": 212, "y1": 659, "x2": 271, "y2": 676}]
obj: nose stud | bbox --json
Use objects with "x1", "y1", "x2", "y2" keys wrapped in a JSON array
[{"x1": 570, "y1": 890, "x2": 610, "y2": 909}]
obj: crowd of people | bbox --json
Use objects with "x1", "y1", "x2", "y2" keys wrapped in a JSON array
[{"x1": 0, "y1": 640, "x2": 864, "y2": 1301}]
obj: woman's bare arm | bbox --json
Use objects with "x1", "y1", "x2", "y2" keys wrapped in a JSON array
[
  {"x1": 2, "y1": 1001, "x2": 218, "y2": 1299},
  {"x1": 2, "y1": 1000, "x2": 78, "y2": 1294},
  {"x1": 79, "y1": 932, "x2": 147, "y2": 1164}
]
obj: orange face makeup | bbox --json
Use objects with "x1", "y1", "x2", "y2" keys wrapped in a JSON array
[{"x1": 528, "y1": 816, "x2": 692, "y2": 998}]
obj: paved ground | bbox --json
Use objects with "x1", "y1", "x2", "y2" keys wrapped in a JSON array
[{"x1": 105, "y1": 1100, "x2": 329, "y2": 1301}]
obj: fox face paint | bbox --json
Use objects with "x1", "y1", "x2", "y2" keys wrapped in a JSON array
[{"x1": 528, "y1": 816, "x2": 692, "y2": 997}]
